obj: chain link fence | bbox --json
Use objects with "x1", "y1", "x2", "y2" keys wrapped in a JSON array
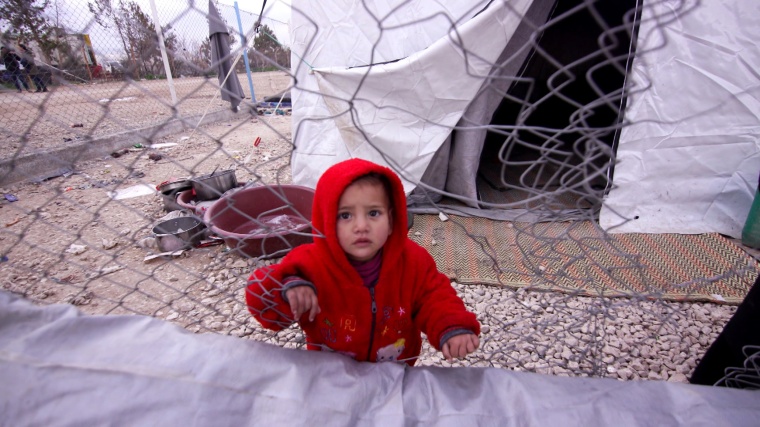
[
  {"x1": 0, "y1": 0, "x2": 290, "y2": 160},
  {"x1": 1, "y1": 0, "x2": 759, "y2": 392}
]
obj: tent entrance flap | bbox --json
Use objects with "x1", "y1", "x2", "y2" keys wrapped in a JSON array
[{"x1": 414, "y1": 0, "x2": 640, "y2": 220}]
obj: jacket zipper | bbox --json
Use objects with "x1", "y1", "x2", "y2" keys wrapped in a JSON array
[{"x1": 366, "y1": 286, "x2": 377, "y2": 361}]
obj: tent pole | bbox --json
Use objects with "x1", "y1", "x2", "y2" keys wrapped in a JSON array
[
  {"x1": 234, "y1": 1, "x2": 256, "y2": 104},
  {"x1": 148, "y1": 0, "x2": 178, "y2": 108}
]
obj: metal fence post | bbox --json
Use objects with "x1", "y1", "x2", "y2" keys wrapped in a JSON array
[{"x1": 149, "y1": 0, "x2": 178, "y2": 108}]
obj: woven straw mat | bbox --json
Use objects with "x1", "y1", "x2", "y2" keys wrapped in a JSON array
[{"x1": 408, "y1": 215, "x2": 759, "y2": 304}]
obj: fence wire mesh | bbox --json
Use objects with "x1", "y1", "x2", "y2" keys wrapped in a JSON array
[{"x1": 1, "y1": 0, "x2": 758, "y2": 389}]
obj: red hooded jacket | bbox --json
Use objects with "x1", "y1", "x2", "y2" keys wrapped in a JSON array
[{"x1": 246, "y1": 158, "x2": 480, "y2": 365}]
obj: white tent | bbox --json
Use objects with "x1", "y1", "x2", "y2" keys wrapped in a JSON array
[{"x1": 288, "y1": 0, "x2": 760, "y2": 238}]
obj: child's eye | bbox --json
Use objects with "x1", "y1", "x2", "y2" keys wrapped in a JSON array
[
  {"x1": 338, "y1": 212, "x2": 351, "y2": 220},
  {"x1": 369, "y1": 210, "x2": 381, "y2": 218}
]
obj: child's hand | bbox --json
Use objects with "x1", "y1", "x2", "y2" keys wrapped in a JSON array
[
  {"x1": 442, "y1": 334, "x2": 479, "y2": 361},
  {"x1": 285, "y1": 286, "x2": 321, "y2": 322}
]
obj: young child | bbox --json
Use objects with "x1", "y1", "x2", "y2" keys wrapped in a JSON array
[{"x1": 246, "y1": 158, "x2": 480, "y2": 365}]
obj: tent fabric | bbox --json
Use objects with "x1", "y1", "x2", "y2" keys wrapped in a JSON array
[
  {"x1": 209, "y1": 0, "x2": 245, "y2": 110},
  {"x1": 2, "y1": 290, "x2": 760, "y2": 426},
  {"x1": 290, "y1": 0, "x2": 760, "y2": 238},
  {"x1": 413, "y1": 0, "x2": 557, "y2": 208},
  {"x1": 290, "y1": 0, "x2": 534, "y2": 193},
  {"x1": 598, "y1": 1, "x2": 760, "y2": 238}
]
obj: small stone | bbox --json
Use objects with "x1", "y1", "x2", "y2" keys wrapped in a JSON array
[
  {"x1": 65, "y1": 244, "x2": 87, "y2": 255},
  {"x1": 136, "y1": 237, "x2": 158, "y2": 249},
  {"x1": 101, "y1": 238, "x2": 118, "y2": 249},
  {"x1": 617, "y1": 368, "x2": 632, "y2": 380},
  {"x1": 177, "y1": 302, "x2": 195, "y2": 312}
]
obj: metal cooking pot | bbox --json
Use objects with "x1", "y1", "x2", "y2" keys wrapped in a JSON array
[
  {"x1": 152, "y1": 216, "x2": 207, "y2": 252},
  {"x1": 157, "y1": 179, "x2": 192, "y2": 212},
  {"x1": 191, "y1": 169, "x2": 237, "y2": 201}
]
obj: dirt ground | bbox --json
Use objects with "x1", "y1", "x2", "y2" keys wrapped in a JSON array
[
  {"x1": 0, "y1": 108, "x2": 294, "y2": 320},
  {"x1": 0, "y1": 71, "x2": 292, "y2": 159}
]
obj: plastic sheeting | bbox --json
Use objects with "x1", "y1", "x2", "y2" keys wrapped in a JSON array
[
  {"x1": 291, "y1": 0, "x2": 760, "y2": 237},
  {"x1": 289, "y1": 0, "x2": 533, "y2": 193},
  {"x1": 2, "y1": 290, "x2": 760, "y2": 426},
  {"x1": 598, "y1": 0, "x2": 760, "y2": 238}
]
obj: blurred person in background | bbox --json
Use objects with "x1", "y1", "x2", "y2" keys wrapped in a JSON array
[
  {"x1": 18, "y1": 43, "x2": 47, "y2": 92},
  {"x1": 1, "y1": 45, "x2": 30, "y2": 93}
]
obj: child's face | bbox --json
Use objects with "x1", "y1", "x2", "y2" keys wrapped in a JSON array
[{"x1": 336, "y1": 180, "x2": 393, "y2": 262}]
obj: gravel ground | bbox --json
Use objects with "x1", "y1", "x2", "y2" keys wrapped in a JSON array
[
  {"x1": 188, "y1": 255, "x2": 736, "y2": 383},
  {"x1": 0, "y1": 72, "x2": 741, "y2": 384}
]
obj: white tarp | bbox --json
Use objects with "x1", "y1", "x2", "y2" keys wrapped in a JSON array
[
  {"x1": 2, "y1": 290, "x2": 760, "y2": 425},
  {"x1": 289, "y1": 0, "x2": 534, "y2": 192},
  {"x1": 599, "y1": 0, "x2": 760, "y2": 237},
  {"x1": 290, "y1": 0, "x2": 760, "y2": 237}
]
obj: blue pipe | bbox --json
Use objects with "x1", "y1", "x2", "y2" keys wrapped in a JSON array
[{"x1": 234, "y1": 1, "x2": 256, "y2": 104}]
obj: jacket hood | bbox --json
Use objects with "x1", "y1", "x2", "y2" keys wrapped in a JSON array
[{"x1": 311, "y1": 158, "x2": 408, "y2": 271}]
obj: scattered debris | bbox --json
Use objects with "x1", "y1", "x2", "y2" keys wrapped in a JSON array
[
  {"x1": 99, "y1": 96, "x2": 136, "y2": 103},
  {"x1": 53, "y1": 274, "x2": 77, "y2": 284},
  {"x1": 5, "y1": 217, "x2": 21, "y2": 227},
  {"x1": 438, "y1": 212, "x2": 449, "y2": 222},
  {"x1": 30, "y1": 167, "x2": 74, "y2": 184},
  {"x1": 711, "y1": 294, "x2": 726, "y2": 302},
  {"x1": 110, "y1": 148, "x2": 129, "y2": 158},
  {"x1": 144, "y1": 250, "x2": 186, "y2": 262},
  {"x1": 148, "y1": 152, "x2": 163, "y2": 161},
  {"x1": 86, "y1": 265, "x2": 124, "y2": 279},
  {"x1": 64, "y1": 291, "x2": 93, "y2": 306},
  {"x1": 71, "y1": 123, "x2": 84, "y2": 128},
  {"x1": 65, "y1": 244, "x2": 87, "y2": 255},
  {"x1": 196, "y1": 237, "x2": 225, "y2": 248},
  {"x1": 102, "y1": 238, "x2": 118, "y2": 250},
  {"x1": 4, "y1": 194, "x2": 18, "y2": 202},
  {"x1": 254, "y1": 136, "x2": 262, "y2": 147},
  {"x1": 107, "y1": 184, "x2": 156, "y2": 200},
  {"x1": 150, "y1": 142, "x2": 178, "y2": 149},
  {"x1": 158, "y1": 210, "x2": 192, "y2": 222},
  {"x1": 136, "y1": 236, "x2": 158, "y2": 250}
]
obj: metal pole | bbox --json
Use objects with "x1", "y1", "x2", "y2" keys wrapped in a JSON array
[
  {"x1": 148, "y1": 0, "x2": 178, "y2": 107},
  {"x1": 234, "y1": 1, "x2": 256, "y2": 103}
]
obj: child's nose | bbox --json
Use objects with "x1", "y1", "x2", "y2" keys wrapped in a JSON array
[{"x1": 354, "y1": 215, "x2": 369, "y2": 231}]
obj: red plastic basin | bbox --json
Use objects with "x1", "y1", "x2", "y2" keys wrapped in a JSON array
[{"x1": 204, "y1": 184, "x2": 315, "y2": 258}]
